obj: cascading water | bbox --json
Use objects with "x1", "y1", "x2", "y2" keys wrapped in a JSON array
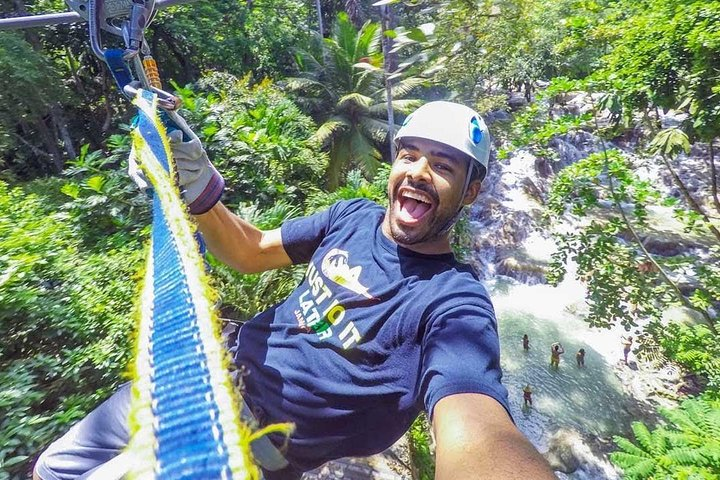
[{"x1": 467, "y1": 125, "x2": 670, "y2": 478}]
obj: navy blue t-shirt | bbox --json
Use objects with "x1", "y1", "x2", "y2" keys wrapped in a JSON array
[{"x1": 233, "y1": 199, "x2": 508, "y2": 473}]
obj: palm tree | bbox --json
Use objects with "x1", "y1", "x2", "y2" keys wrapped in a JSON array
[{"x1": 286, "y1": 12, "x2": 424, "y2": 190}]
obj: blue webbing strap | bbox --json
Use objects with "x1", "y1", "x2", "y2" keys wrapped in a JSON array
[
  {"x1": 104, "y1": 48, "x2": 134, "y2": 92},
  {"x1": 125, "y1": 90, "x2": 257, "y2": 479}
]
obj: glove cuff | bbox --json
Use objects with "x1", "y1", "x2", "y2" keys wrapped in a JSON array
[{"x1": 188, "y1": 167, "x2": 225, "y2": 215}]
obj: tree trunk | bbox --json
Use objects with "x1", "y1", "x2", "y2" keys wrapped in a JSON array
[
  {"x1": 36, "y1": 116, "x2": 64, "y2": 173},
  {"x1": 11, "y1": 132, "x2": 52, "y2": 161},
  {"x1": 659, "y1": 154, "x2": 720, "y2": 242},
  {"x1": 380, "y1": 4, "x2": 396, "y2": 162},
  {"x1": 345, "y1": 0, "x2": 363, "y2": 28},
  {"x1": 710, "y1": 140, "x2": 720, "y2": 215},
  {"x1": 380, "y1": 5, "x2": 398, "y2": 74},
  {"x1": 50, "y1": 103, "x2": 77, "y2": 160},
  {"x1": 314, "y1": 0, "x2": 324, "y2": 38},
  {"x1": 101, "y1": 70, "x2": 115, "y2": 134}
]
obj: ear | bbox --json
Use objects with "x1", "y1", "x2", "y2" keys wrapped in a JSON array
[{"x1": 461, "y1": 179, "x2": 482, "y2": 206}]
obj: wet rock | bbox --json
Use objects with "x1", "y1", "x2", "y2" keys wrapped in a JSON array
[
  {"x1": 535, "y1": 156, "x2": 554, "y2": 178},
  {"x1": 659, "y1": 109, "x2": 689, "y2": 129},
  {"x1": 304, "y1": 436, "x2": 412, "y2": 479},
  {"x1": 544, "y1": 429, "x2": 582, "y2": 474},
  {"x1": 485, "y1": 109, "x2": 513, "y2": 124},
  {"x1": 508, "y1": 92, "x2": 528, "y2": 110},
  {"x1": 496, "y1": 250, "x2": 547, "y2": 284},
  {"x1": 640, "y1": 234, "x2": 687, "y2": 257},
  {"x1": 521, "y1": 177, "x2": 545, "y2": 203}
]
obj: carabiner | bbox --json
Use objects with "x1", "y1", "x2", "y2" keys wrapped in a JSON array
[
  {"x1": 124, "y1": 82, "x2": 183, "y2": 111},
  {"x1": 122, "y1": 0, "x2": 155, "y2": 60}
]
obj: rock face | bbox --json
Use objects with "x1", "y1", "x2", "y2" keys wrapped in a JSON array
[
  {"x1": 303, "y1": 436, "x2": 412, "y2": 480},
  {"x1": 544, "y1": 429, "x2": 583, "y2": 474}
]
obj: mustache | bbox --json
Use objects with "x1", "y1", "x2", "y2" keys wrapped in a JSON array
[{"x1": 395, "y1": 180, "x2": 439, "y2": 204}]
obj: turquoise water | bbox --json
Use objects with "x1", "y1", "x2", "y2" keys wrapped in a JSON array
[{"x1": 489, "y1": 279, "x2": 637, "y2": 478}]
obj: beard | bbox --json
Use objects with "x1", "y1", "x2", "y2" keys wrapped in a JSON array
[{"x1": 385, "y1": 180, "x2": 459, "y2": 246}]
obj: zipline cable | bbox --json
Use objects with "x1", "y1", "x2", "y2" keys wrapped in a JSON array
[{"x1": 0, "y1": 0, "x2": 198, "y2": 31}]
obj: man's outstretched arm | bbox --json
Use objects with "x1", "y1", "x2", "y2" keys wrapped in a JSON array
[
  {"x1": 432, "y1": 393, "x2": 556, "y2": 480},
  {"x1": 195, "y1": 202, "x2": 292, "y2": 274}
]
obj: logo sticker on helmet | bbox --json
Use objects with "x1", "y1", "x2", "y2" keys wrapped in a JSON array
[
  {"x1": 402, "y1": 114, "x2": 413, "y2": 127},
  {"x1": 469, "y1": 117, "x2": 483, "y2": 145}
]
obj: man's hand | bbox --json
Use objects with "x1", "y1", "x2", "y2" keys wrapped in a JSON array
[
  {"x1": 128, "y1": 127, "x2": 225, "y2": 215},
  {"x1": 432, "y1": 393, "x2": 556, "y2": 479}
]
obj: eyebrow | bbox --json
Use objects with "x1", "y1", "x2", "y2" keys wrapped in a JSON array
[{"x1": 401, "y1": 142, "x2": 459, "y2": 163}]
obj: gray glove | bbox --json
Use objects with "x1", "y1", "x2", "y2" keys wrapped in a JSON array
[{"x1": 128, "y1": 129, "x2": 225, "y2": 215}]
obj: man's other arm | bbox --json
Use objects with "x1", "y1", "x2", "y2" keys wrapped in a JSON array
[
  {"x1": 432, "y1": 393, "x2": 556, "y2": 479},
  {"x1": 195, "y1": 202, "x2": 292, "y2": 274}
]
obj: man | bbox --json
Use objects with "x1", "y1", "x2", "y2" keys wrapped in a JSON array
[
  {"x1": 576, "y1": 348, "x2": 586, "y2": 368},
  {"x1": 522, "y1": 384, "x2": 533, "y2": 408},
  {"x1": 550, "y1": 342, "x2": 564, "y2": 368},
  {"x1": 35, "y1": 101, "x2": 555, "y2": 479},
  {"x1": 622, "y1": 336, "x2": 633, "y2": 365},
  {"x1": 522, "y1": 333, "x2": 530, "y2": 351}
]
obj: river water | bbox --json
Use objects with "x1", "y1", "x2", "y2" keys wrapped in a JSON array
[
  {"x1": 491, "y1": 275, "x2": 632, "y2": 479},
  {"x1": 476, "y1": 229, "x2": 639, "y2": 478}
]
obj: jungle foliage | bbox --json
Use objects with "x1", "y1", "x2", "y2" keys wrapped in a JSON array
[{"x1": 2, "y1": 0, "x2": 720, "y2": 478}]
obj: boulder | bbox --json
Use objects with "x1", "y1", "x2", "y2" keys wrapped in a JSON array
[
  {"x1": 544, "y1": 429, "x2": 583, "y2": 474},
  {"x1": 508, "y1": 92, "x2": 528, "y2": 110}
]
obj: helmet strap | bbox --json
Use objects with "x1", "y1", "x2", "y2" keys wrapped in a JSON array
[{"x1": 437, "y1": 157, "x2": 475, "y2": 237}]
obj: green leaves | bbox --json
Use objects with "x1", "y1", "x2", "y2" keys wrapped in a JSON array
[
  {"x1": 286, "y1": 11, "x2": 422, "y2": 189},
  {"x1": 611, "y1": 398, "x2": 720, "y2": 479},
  {"x1": 181, "y1": 73, "x2": 327, "y2": 208},
  {"x1": 649, "y1": 128, "x2": 691, "y2": 158},
  {"x1": 0, "y1": 179, "x2": 144, "y2": 478}
]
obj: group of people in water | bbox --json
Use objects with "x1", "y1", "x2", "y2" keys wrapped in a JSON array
[{"x1": 520, "y1": 334, "x2": 634, "y2": 408}]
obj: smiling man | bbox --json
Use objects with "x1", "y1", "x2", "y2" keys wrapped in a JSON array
[{"x1": 35, "y1": 102, "x2": 555, "y2": 480}]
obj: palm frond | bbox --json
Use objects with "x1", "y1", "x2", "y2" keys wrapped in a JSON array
[
  {"x1": 356, "y1": 21, "x2": 381, "y2": 59},
  {"x1": 631, "y1": 422, "x2": 657, "y2": 453},
  {"x1": 337, "y1": 93, "x2": 374, "y2": 111},
  {"x1": 327, "y1": 135, "x2": 352, "y2": 190},
  {"x1": 359, "y1": 116, "x2": 390, "y2": 143},
  {"x1": 283, "y1": 76, "x2": 325, "y2": 92},
  {"x1": 665, "y1": 446, "x2": 709, "y2": 466},
  {"x1": 388, "y1": 77, "x2": 428, "y2": 99},
  {"x1": 621, "y1": 457, "x2": 658, "y2": 479},
  {"x1": 334, "y1": 12, "x2": 359, "y2": 61},
  {"x1": 368, "y1": 99, "x2": 423, "y2": 116},
  {"x1": 354, "y1": 67, "x2": 383, "y2": 95},
  {"x1": 349, "y1": 128, "x2": 381, "y2": 177},
  {"x1": 293, "y1": 48, "x2": 324, "y2": 77},
  {"x1": 613, "y1": 436, "x2": 652, "y2": 459},
  {"x1": 312, "y1": 116, "x2": 350, "y2": 146}
]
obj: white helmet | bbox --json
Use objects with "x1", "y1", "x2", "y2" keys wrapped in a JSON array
[{"x1": 394, "y1": 101, "x2": 490, "y2": 181}]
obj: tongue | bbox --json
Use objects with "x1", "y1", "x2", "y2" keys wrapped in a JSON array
[{"x1": 400, "y1": 198, "x2": 431, "y2": 221}]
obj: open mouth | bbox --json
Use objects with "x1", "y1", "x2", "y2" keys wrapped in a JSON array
[{"x1": 395, "y1": 187, "x2": 435, "y2": 225}]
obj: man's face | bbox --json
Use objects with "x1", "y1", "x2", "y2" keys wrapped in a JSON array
[{"x1": 384, "y1": 137, "x2": 476, "y2": 247}]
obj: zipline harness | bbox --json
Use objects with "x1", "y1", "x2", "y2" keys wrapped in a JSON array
[{"x1": 3, "y1": 2, "x2": 288, "y2": 478}]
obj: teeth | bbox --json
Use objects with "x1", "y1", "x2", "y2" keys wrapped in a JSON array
[{"x1": 402, "y1": 191, "x2": 431, "y2": 204}]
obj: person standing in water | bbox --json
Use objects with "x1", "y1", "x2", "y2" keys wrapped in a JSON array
[
  {"x1": 622, "y1": 336, "x2": 633, "y2": 365},
  {"x1": 576, "y1": 348, "x2": 585, "y2": 368},
  {"x1": 522, "y1": 334, "x2": 530, "y2": 351},
  {"x1": 550, "y1": 342, "x2": 564, "y2": 368},
  {"x1": 523, "y1": 385, "x2": 533, "y2": 407}
]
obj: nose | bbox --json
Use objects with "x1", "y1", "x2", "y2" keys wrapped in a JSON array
[{"x1": 406, "y1": 155, "x2": 432, "y2": 182}]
